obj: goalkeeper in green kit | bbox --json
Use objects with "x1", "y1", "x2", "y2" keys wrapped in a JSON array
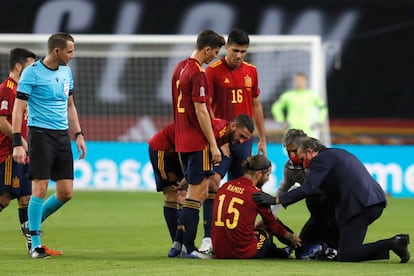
[{"x1": 271, "y1": 73, "x2": 327, "y2": 137}]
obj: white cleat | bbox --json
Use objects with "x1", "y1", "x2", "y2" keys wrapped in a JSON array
[{"x1": 198, "y1": 237, "x2": 213, "y2": 254}]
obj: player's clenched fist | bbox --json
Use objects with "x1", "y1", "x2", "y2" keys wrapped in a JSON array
[{"x1": 12, "y1": 146, "x2": 27, "y2": 164}]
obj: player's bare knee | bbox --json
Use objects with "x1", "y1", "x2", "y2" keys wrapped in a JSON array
[
  {"x1": 208, "y1": 173, "x2": 221, "y2": 191},
  {"x1": 18, "y1": 195, "x2": 31, "y2": 207},
  {"x1": 164, "y1": 189, "x2": 178, "y2": 202},
  {"x1": 56, "y1": 192, "x2": 73, "y2": 202}
]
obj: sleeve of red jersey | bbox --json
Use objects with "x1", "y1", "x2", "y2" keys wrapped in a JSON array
[
  {"x1": 252, "y1": 69, "x2": 260, "y2": 97},
  {"x1": 258, "y1": 205, "x2": 287, "y2": 238},
  {"x1": 205, "y1": 67, "x2": 215, "y2": 100},
  {"x1": 191, "y1": 71, "x2": 209, "y2": 103},
  {"x1": 0, "y1": 87, "x2": 14, "y2": 116}
]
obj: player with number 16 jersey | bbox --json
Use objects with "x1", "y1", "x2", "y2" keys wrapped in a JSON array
[{"x1": 206, "y1": 57, "x2": 259, "y2": 121}]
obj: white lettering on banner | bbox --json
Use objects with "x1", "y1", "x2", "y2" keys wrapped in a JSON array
[
  {"x1": 365, "y1": 163, "x2": 403, "y2": 194},
  {"x1": 74, "y1": 158, "x2": 153, "y2": 190},
  {"x1": 74, "y1": 159, "x2": 93, "y2": 189},
  {"x1": 99, "y1": 2, "x2": 143, "y2": 102},
  {"x1": 93, "y1": 159, "x2": 118, "y2": 189},
  {"x1": 34, "y1": 0, "x2": 94, "y2": 33},
  {"x1": 404, "y1": 165, "x2": 414, "y2": 193},
  {"x1": 142, "y1": 162, "x2": 157, "y2": 190},
  {"x1": 119, "y1": 159, "x2": 141, "y2": 190}
]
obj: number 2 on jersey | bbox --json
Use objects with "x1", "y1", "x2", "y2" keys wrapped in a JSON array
[
  {"x1": 176, "y1": 80, "x2": 185, "y2": 113},
  {"x1": 214, "y1": 194, "x2": 244, "y2": 229}
]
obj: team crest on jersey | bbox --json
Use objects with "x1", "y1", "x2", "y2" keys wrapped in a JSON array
[
  {"x1": 224, "y1": 78, "x2": 230, "y2": 84},
  {"x1": 244, "y1": 75, "x2": 252, "y2": 88},
  {"x1": 0, "y1": 100, "x2": 8, "y2": 110}
]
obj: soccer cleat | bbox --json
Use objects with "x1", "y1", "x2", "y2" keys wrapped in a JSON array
[
  {"x1": 181, "y1": 250, "x2": 213, "y2": 259},
  {"x1": 317, "y1": 247, "x2": 338, "y2": 261},
  {"x1": 42, "y1": 245, "x2": 63, "y2": 256},
  {"x1": 20, "y1": 221, "x2": 32, "y2": 252},
  {"x1": 30, "y1": 246, "x2": 51, "y2": 259},
  {"x1": 295, "y1": 243, "x2": 323, "y2": 260},
  {"x1": 168, "y1": 247, "x2": 181, "y2": 258},
  {"x1": 21, "y1": 221, "x2": 44, "y2": 252},
  {"x1": 198, "y1": 237, "x2": 213, "y2": 254},
  {"x1": 390, "y1": 234, "x2": 410, "y2": 263}
]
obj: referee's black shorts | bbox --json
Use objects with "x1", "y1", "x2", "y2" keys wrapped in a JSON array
[{"x1": 28, "y1": 127, "x2": 74, "y2": 181}]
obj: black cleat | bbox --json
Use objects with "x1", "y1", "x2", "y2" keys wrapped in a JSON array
[
  {"x1": 20, "y1": 221, "x2": 32, "y2": 252},
  {"x1": 30, "y1": 246, "x2": 51, "y2": 259},
  {"x1": 390, "y1": 234, "x2": 410, "y2": 263},
  {"x1": 21, "y1": 221, "x2": 44, "y2": 253}
]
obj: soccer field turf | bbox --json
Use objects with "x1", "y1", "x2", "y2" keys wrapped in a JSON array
[{"x1": 0, "y1": 191, "x2": 413, "y2": 275}]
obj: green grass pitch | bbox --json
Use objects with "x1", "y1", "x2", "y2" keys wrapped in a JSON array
[{"x1": 0, "y1": 191, "x2": 413, "y2": 275}]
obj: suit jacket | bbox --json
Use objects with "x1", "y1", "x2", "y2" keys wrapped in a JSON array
[{"x1": 279, "y1": 148, "x2": 387, "y2": 227}]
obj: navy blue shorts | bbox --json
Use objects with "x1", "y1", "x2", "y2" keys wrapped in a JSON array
[
  {"x1": 0, "y1": 155, "x2": 31, "y2": 199},
  {"x1": 148, "y1": 147, "x2": 183, "y2": 192},
  {"x1": 28, "y1": 127, "x2": 73, "y2": 181},
  {"x1": 179, "y1": 147, "x2": 214, "y2": 185},
  {"x1": 253, "y1": 230, "x2": 272, "y2": 259}
]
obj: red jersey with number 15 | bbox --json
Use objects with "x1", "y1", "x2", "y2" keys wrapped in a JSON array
[
  {"x1": 0, "y1": 77, "x2": 28, "y2": 163},
  {"x1": 206, "y1": 58, "x2": 260, "y2": 121},
  {"x1": 212, "y1": 177, "x2": 287, "y2": 259},
  {"x1": 172, "y1": 58, "x2": 210, "y2": 153}
]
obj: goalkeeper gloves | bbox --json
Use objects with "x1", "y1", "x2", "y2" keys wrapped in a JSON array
[{"x1": 252, "y1": 192, "x2": 277, "y2": 205}]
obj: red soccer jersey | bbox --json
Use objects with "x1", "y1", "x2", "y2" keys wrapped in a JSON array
[
  {"x1": 0, "y1": 77, "x2": 28, "y2": 163},
  {"x1": 206, "y1": 57, "x2": 260, "y2": 121},
  {"x1": 148, "y1": 122, "x2": 175, "y2": 151},
  {"x1": 211, "y1": 177, "x2": 287, "y2": 259},
  {"x1": 211, "y1": 118, "x2": 228, "y2": 147},
  {"x1": 172, "y1": 58, "x2": 210, "y2": 152}
]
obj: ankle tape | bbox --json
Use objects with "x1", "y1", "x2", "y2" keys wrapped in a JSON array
[{"x1": 30, "y1": 230, "x2": 42, "y2": 236}]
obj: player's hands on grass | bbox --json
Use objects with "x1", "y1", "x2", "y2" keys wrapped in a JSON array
[
  {"x1": 253, "y1": 191, "x2": 276, "y2": 205},
  {"x1": 284, "y1": 232, "x2": 302, "y2": 248}
]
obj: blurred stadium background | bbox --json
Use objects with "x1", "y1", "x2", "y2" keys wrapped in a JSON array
[{"x1": 0, "y1": 34, "x2": 328, "y2": 144}]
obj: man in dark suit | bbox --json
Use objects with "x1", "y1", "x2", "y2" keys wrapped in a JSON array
[{"x1": 253, "y1": 136, "x2": 410, "y2": 263}]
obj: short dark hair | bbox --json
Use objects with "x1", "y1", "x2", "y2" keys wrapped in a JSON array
[
  {"x1": 233, "y1": 114, "x2": 254, "y2": 133},
  {"x1": 227, "y1": 28, "x2": 250, "y2": 46},
  {"x1": 8, "y1": 48, "x2": 36, "y2": 71},
  {"x1": 297, "y1": 136, "x2": 326, "y2": 153},
  {"x1": 196, "y1": 29, "x2": 225, "y2": 50},
  {"x1": 242, "y1": 154, "x2": 271, "y2": 172},
  {"x1": 284, "y1": 129, "x2": 307, "y2": 146},
  {"x1": 295, "y1": 72, "x2": 307, "y2": 79},
  {"x1": 48, "y1": 32, "x2": 74, "y2": 53}
]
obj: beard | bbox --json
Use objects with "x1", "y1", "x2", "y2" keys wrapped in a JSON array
[{"x1": 256, "y1": 178, "x2": 265, "y2": 189}]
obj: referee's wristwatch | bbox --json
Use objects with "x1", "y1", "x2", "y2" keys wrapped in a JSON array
[{"x1": 75, "y1": 130, "x2": 84, "y2": 139}]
